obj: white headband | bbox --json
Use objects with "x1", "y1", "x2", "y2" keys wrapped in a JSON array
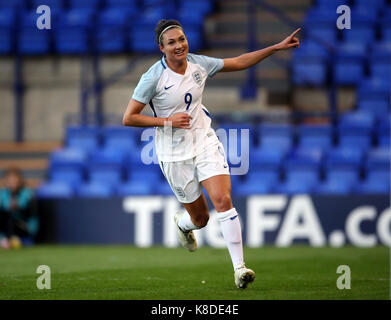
[{"x1": 159, "y1": 25, "x2": 183, "y2": 45}]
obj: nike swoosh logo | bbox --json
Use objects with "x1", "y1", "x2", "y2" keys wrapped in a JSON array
[
  {"x1": 230, "y1": 215, "x2": 238, "y2": 220},
  {"x1": 164, "y1": 85, "x2": 174, "y2": 90}
]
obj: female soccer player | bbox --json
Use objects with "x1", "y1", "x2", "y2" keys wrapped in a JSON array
[{"x1": 123, "y1": 19, "x2": 300, "y2": 289}]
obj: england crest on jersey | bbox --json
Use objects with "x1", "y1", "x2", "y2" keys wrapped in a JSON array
[{"x1": 192, "y1": 70, "x2": 202, "y2": 86}]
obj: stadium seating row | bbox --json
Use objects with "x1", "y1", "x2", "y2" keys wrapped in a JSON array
[
  {"x1": 62, "y1": 113, "x2": 390, "y2": 153},
  {"x1": 37, "y1": 111, "x2": 390, "y2": 198},
  {"x1": 0, "y1": 0, "x2": 214, "y2": 54},
  {"x1": 37, "y1": 162, "x2": 390, "y2": 198},
  {"x1": 292, "y1": 0, "x2": 391, "y2": 90}
]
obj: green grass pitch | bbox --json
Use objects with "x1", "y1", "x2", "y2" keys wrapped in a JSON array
[{"x1": 0, "y1": 245, "x2": 389, "y2": 300}]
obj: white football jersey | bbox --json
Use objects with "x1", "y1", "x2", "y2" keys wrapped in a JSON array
[{"x1": 132, "y1": 53, "x2": 224, "y2": 162}]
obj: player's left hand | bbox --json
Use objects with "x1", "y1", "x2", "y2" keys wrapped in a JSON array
[{"x1": 275, "y1": 28, "x2": 301, "y2": 51}]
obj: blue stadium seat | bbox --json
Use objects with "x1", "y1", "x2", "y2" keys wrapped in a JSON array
[
  {"x1": 293, "y1": 40, "x2": 329, "y2": 60},
  {"x1": 325, "y1": 146, "x2": 364, "y2": 170},
  {"x1": 292, "y1": 60, "x2": 327, "y2": 86},
  {"x1": 245, "y1": 169, "x2": 279, "y2": 185},
  {"x1": 338, "y1": 111, "x2": 375, "y2": 133},
  {"x1": 17, "y1": 11, "x2": 51, "y2": 55},
  {"x1": 343, "y1": 27, "x2": 375, "y2": 45},
  {"x1": 261, "y1": 136, "x2": 293, "y2": 154},
  {"x1": 130, "y1": 21, "x2": 160, "y2": 53},
  {"x1": 127, "y1": 145, "x2": 150, "y2": 168},
  {"x1": 55, "y1": 9, "x2": 94, "y2": 54},
  {"x1": 292, "y1": 40, "x2": 329, "y2": 85},
  {"x1": 126, "y1": 143, "x2": 160, "y2": 175},
  {"x1": 0, "y1": 29, "x2": 13, "y2": 54},
  {"x1": 260, "y1": 123, "x2": 294, "y2": 137},
  {"x1": 0, "y1": 0, "x2": 26, "y2": 9},
  {"x1": 98, "y1": 7, "x2": 133, "y2": 27},
  {"x1": 69, "y1": 0, "x2": 101, "y2": 10},
  {"x1": 87, "y1": 148, "x2": 126, "y2": 186},
  {"x1": 378, "y1": 135, "x2": 390, "y2": 147},
  {"x1": 32, "y1": 0, "x2": 64, "y2": 10},
  {"x1": 355, "y1": 0, "x2": 386, "y2": 11},
  {"x1": 338, "y1": 135, "x2": 372, "y2": 152},
  {"x1": 36, "y1": 182, "x2": 74, "y2": 198},
  {"x1": 337, "y1": 41, "x2": 367, "y2": 61},
  {"x1": 365, "y1": 169, "x2": 390, "y2": 183},
  {"x1": 366, "y1": 147, "x2": 390, "y2": 171},
  {"x1": 353, "y1": 175, "x2": 390, "y2": 194},
  {"x1": 274, "y1": 179, "x2": 315, "y2": 195},
  {"x1": 217, "y1": 122, "x2": 255, "y2": 149},
  {"x1": 315, "y1": 0, "x2": 346, "y2": 8},
  {"x1": 58, "y1": 8, "x2": 95, "y2": 28},
  {"x1": 184, "y1": 28, "x2": 203, "y2": 52},
  {"x1": 334, "y1": 43, "x2": 366, "y2": 85},
  {"x1": 305, "y1": 6, "x2": 336, "y2": 24},
  {"x1": 143, "y1": 0, "x2": 173, "y2": 8},
  {"x1": 128, "y1": 168, "x2": 163, "y2": 183},
  {"x1": 356, "y1": 77, "x2": 390, "y2": 118},
  {"x1": 259, "y1": 124, "x2": 294, "y2": 152},
  {"x1": 326, "y1": 167, "x2": 360, "y2": 186},
  {"x1": 284, "y1": 167, "x2": 320, "y2": 185},
  {"x1": 381, "y1": 23, "x2": 391, "y2": 41},
  {"x1": 50, "y1": 167, "x2": 84, "y2": 187},
  {"x1": 342, "y1": 8, "x2": 377, "y2": 44},
  {"x1": 380, "y1": 7, "x2": 391, "y2": 34},
  {"x1": 297, "y1": 124, "x2": 333, "y2": 151},
  {"x1": 50, "y1": 148, "x2": 88, "y2": 171},
  {"x1": 77, "y1": 182, "x2": 114, "y2": 198},
  {"x1": 55, "y1": 27, "x2": 90, "y2": 54},
  {"x1": 66, "y1": 126, "x2": 100, "y2": 152},
  {"x1": 18, "y1": 28, "x2": 51, "y2": 55},
  {"x1": 179, "y1": 10, "x2": 204, "y2": 31},
  {"x1": 370, "y1": 42, "x2": 391, "y2": 80},
  {"x1": 90, "y1": 148, "x2": 126, "y2": 166},
  {"x1": 238, "y1": 169, "x2": 277, "y2": 194},
  {"x1": 250, "y1": 147, "x2": 285, "y2": 170},
  {"x1": 18, "y1": 27, "x2": 51, "y2": 55},
  {"x1": 101, "y1": 125, "x2": 137, "y2": 151},
  {"x1": 88, "y1": 167, "x2": 123, "y2": 186},
  {"x1": 284, "y1": 147, "x2": 323, "y2": 171},
  {"x1": 377, "y1": 117, "x2": 390, "y2": 147},
  {"x1": 106, "y1": 0, "x2": 140, "y2": 11},
  {"x1": 314, "y1": 180, "x2": 352, "y2": 194},
  {"x1": 307, "y1": 26, "x2": 337, "y2": 47},
  {"x1": 299, "y1": 135, "x2": 332, "y2": 152},
  {"x1": 95, "y1": 27, "x2": 126, "y2": 53},
  {"x1": 154, "y1": 182, "x2": 175, "y2": 196},
  {"x1": 0, "y1": 8, "x2": 15, "y2": 28},
  {"x1": 95, "y1": 8, "x2": 134, "y2": 53},
  {"x1": 235, "y1": 180, "x2": 274, "y2": 196},
  {"x1": 0, "y1": 8, "x2": 15, "y2": 54},
  {"x1": 180, "y1": 0, "x2": 213, "y2": 16},
  {"x1": 116, "y1": 181, "x2": 154, "y2": 196}
]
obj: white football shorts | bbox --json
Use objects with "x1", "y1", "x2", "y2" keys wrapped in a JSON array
[{"x1": 159, "y1": 141, "x2": 230, "y2": 203}]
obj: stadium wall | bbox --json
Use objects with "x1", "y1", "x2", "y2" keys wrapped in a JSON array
[{"x1": 36, "y1": 195, "x2": 391, "y2": 247}]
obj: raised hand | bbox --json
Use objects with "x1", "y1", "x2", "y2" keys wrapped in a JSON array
[{"x1": 275, "y1": 28, "x2": 301, "y2": 51}]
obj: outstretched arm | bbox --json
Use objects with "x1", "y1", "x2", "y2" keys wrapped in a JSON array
[{"x1": 221, "y1": 28, "x2": 301, "y2": 72}]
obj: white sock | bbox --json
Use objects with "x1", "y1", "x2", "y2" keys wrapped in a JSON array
[
  {"x1": 178, "y1": 210, "x2": 200, "y2": 232},
  {"x1": 218, "y1": 208, "x2": 244, "y2": 270}
]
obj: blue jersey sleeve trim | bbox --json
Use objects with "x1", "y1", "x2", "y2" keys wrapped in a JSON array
[
  {"x1": 160, "y1": 56, "x2": 167, "y2": 69},
  {"x1": 202, "y1": 107, "x2": 212, "y2": 119},
  {"x1": 149, "y1": 100, "x2": 157, "y2": 117}
]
